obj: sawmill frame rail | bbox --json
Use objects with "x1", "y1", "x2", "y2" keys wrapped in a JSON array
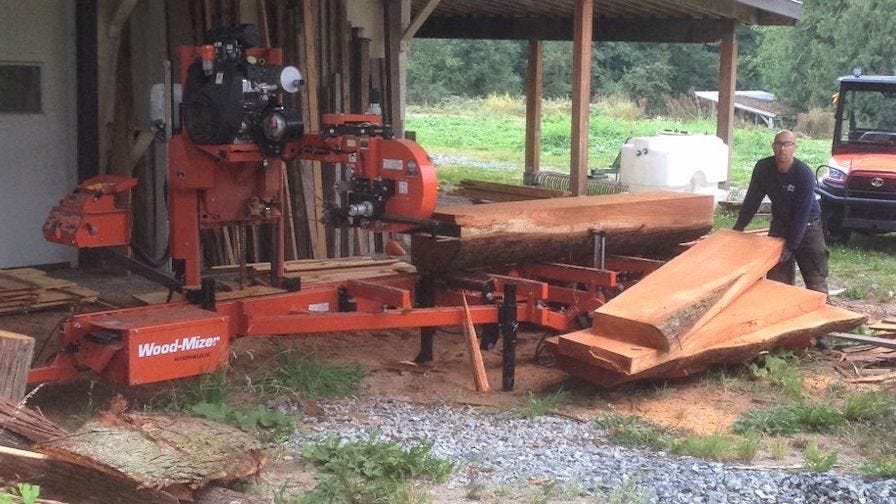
[{"x1": 27, "y1": 257, "x2": 662, "y2": 391}]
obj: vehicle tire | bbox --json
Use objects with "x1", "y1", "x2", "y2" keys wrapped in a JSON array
[{"x1": 821, "y1": 204, "x2": 851, "y2": 244}]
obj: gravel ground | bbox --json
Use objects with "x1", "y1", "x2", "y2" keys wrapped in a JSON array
[{"x1": 290, "y1": 398, "x2": 896, "y2": 504}]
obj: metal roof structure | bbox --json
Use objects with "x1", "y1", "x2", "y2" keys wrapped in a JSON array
[{"x1": 412, "y1": 0, "x2": 802, "y2": 42}]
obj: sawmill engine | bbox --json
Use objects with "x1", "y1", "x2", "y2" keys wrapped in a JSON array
[{"x1": 181, "y1": 24, "x2": 304, "y2": 155}]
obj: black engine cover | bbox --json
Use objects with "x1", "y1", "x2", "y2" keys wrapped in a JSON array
[{"x1": 181, "y1": 61, "x2": 245, "y2": 145}]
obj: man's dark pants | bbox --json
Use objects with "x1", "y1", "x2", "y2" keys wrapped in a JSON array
[{"x1": 767, "y1": 218, "x2": 829, "y2": 295}]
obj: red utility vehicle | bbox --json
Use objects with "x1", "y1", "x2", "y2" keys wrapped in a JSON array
[{"x1": 816, "y1": 72, "x2": 896, "y2": 243}]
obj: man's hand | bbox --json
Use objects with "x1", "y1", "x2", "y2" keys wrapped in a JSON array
[{"x1": 779, "y1": 248, "x2": 794, "y2": 263}]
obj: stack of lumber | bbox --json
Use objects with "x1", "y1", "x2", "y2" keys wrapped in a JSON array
[
  {"x1": 451, "y1": 179, "x2": 569, "y2": 203},
  {"x1": 546, "y1": 230, "x2": 866, "y2": 386},
  {"x1": 136, "y1": 257, "x2": 415, "y2": 304},
  {"x1": 412, "y1": 191, "x2": 714, "y2": 272},
  {"x1": 0, "y1": 269, "x2": 97, "y2": 315}
]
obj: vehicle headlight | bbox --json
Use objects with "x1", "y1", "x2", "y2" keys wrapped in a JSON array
[{"x1": 824, "y1": 166, "x2": 847, "y2": 184}]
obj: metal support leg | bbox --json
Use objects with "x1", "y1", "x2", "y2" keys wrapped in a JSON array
[
  {"x1": 592, "y1": 230, "x2": 607, "y2": 270},
  {"x1": 500, "y1": 283, "x2": 518, "y2": 391},
  {"x1": 415, "y1": 273, "x2": 435, "y2": 363},
  {"x1": 270, "y1": 223, "x2": 281, "y2": 287}
]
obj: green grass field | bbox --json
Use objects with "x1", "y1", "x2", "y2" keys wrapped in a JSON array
[{"x1": 406, "y1": 97, "x2": 896, "y2": 302}]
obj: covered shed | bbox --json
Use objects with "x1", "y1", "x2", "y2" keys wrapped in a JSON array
[{"x1": 0, "y1": 0, "x2": 800, "y2": 268}]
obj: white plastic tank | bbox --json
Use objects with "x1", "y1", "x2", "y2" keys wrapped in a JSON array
[{"x1": 620, "y1": 133, "x2": 728, "y2": 201}]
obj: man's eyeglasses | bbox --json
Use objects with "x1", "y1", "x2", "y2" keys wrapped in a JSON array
[{"x1": 772, "y1": 141, "x2": 796, "y2": 149}]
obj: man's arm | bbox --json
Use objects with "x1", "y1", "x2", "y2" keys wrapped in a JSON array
[
  {"x1": 733, "y1": 163, "x2": 765, "y2": 231},
  {"x1": 785, "y1": 165, "x2": 816, "y2": 249}
]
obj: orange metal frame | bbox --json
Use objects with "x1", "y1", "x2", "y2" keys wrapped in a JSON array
[{"x1": 27, "y1": 257, "x2": 663, "y2": 387}]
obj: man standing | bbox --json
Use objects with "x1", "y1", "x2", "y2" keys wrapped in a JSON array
[{"x1": 733, "y1": 130, "x2": 828, "y2": 294}]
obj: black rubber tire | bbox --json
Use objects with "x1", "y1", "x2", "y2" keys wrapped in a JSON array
[{"x1": 821, "y1": 203, "x2": 852, "y2": 244}]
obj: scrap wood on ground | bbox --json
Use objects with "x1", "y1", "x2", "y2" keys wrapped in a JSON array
[
  {"x1": 546, "y1": 230, "x2": 866, "y2": 386},
  {"x1": 0, "y1": 396, "x2": 267, "y2": 503}
]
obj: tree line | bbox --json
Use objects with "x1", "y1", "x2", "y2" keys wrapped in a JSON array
[{"x1": 407, "y1": 0, "x2": 896, "y2": 114}]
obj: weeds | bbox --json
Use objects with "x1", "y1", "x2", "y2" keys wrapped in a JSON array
[
  {"x1": 299, "y1": 435, "x2": 454, "y2": 503},
  {"x1": 191, "y1": 401, "x2": 295, "y2": 442},
  {"x1": 258, "y1": 351, "x2": 363, "y2": 398},
  {"x1": 768, "y1": 438, "x2": 789, "y2": 460},
  {"x1": 154, "y1": 369, "x2": 231, "y2": 411},
  {"x1": 860, "y1": 456, "x2": 896, "y2": 478},
  {"x1": 803, "y1": 440, "x2": 838, "y2": 472},
  {"x1": 515, "y1": 388, "x2": 572, "y2": 419},
  {"x1": 841, "y1": 392, "x2": 896, "y2": 423},
  {"x1": 747, "y1": 352, "x2": 804, "y2": 395},
  {"x1": 733, "y1": 402, "x2": 844, "y2": 435},
  {"x1": 606, "y1": 478, "x2": 654, "y2": 504},
  {"x1": 596, "y1": 412, "x2": 671, "y2": 450},
  {"x1": 0, "y1": 483, "x2": 40, "y2": 504}
]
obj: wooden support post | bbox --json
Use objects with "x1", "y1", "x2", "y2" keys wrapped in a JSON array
[
  {"x1": 383, "y1": 0, "x2": 404, "y2": 137},
  {"x1": 524, "y1": 39, "x2": 543, "y2": 186},
  {"x1": 570, "y1": 0, "x2": 593, "y2": 196},
  {"x1": 461, "y1": 294, "x2": 490, "y2": 392},
  {"x1": 401, "y1": 0, "x2": 440, "y2": 47},
  {"x1": 717, "y1": 24, "x2": 738, "y2": 191},
  {"x1": 0, "y1": 331, "x2": 35, "y2": 402},
  {"x1": 302, "y1": 0, "x2": 328, "y2": 259}
]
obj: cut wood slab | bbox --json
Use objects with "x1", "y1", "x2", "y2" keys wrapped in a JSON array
[
  {"x1": 412, "y1": 192, "x2": 713, "y2": 272},
  {"x1": 551, "y1": 304, "x2": 864, "y2": 387},
  {"x1": 35, "y1": 414, "x2": 267, "y2": 496},
  {"x1": 0, "y1": 445, "x2": 178, "y2": 504},
  {"x1": 557, "y1": 280, "x2": 827, "y2": 375},
  {"x1": 592, "y1": 229, "x2": 783, "y2": 350},
  {"x1": 830, "y1": 332, "x2": 896, "y2": 350}
]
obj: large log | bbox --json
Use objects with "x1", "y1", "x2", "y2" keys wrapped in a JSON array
[
  {"x1": 411, "y1": 192, "x2": 713, "y2": 272},
  {"x1": 0, "y1": 331, "x2": 34, "y2": 402},
  {"x1": 35, "y1": 413, "x2": 268, "y2": 498},
  {"x1": 0, "y1": 446, "x2": 178, "y2": 504},
  {"x1": 592, "y1": 230, "x2": 783, "y2": 350}
]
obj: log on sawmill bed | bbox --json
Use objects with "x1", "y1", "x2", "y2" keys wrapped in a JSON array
[{"x1": 411, "y1": 192, "x2": 713, "y2": 272}]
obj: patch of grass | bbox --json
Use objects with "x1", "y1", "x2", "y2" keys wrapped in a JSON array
[
  {"x1": 670, "y1": 432, "x2": 732, "y2": 461},
  {"x1": 258, "y1": 351, "x2": 364, "y2": 398},
  {"x1": 733, "y1": 402, "x2": 844, "y2": 435},
  {"x1": 747, "y1": 353, "x2": 804, "y2": 395},
  {"x1": 735, "y1": 434, "x2": 761, "y2": 463},
  {"x1": 841, "y1": 392, "x2": 896, "y2": 423},
  {"x1": 299, "y1": 435, "x2": 454, "y2": 504},
  {"x1": 190, "y1": 401, "x2": 295, "y2": 442},
  {"x1": 828, "y1": 234, "x2": 896, "y2": 301},
  {"x1": 860, "y1": 456, "x2": 896, "y2": 478},
  {"x1": 596, "y1": 412, "x2": 672, "y2": 450},
  {"x1": 153, "y1": 368, "x2": 232, "y2": 411},
  {"x1": 803, "y1": 440, "x2": 838, "y2": 472},
  {"x1": 768, "y1": 438, "x2": 790, "y2": 460},
  {"x1": 515, "y1": 388, "x2": 572, "y2": 419},
  {"x1": 606, "y1": 479, "x2": 654, "y2": 504}
]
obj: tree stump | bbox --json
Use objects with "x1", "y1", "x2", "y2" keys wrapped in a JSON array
[{"x1": 0, "y1": 330, "x2": 35, "y2": 402}]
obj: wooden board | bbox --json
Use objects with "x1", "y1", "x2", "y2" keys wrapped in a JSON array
[
  {"x1": 557, "y1": 280, "x2": 827, "y2": 374},
  {"x1": 592, "y1": 229, "x2": 783, "y2": 350},
  {"x1": 0, "y1": 269, "x2": 97, "y2": 314},
  {"x1": 451, "y1": 179, "x2": 569, "y2": 202},
  {"x1": 551, "y1": 304, "x2": 865, "y2": 387},
  {"x1": 412, "y1": 192, "x2": 713, "y2": 272}
]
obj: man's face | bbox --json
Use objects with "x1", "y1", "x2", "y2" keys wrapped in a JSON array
[{"x1": 772, "y1": 134, "x2": 797, "y2": 171}]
